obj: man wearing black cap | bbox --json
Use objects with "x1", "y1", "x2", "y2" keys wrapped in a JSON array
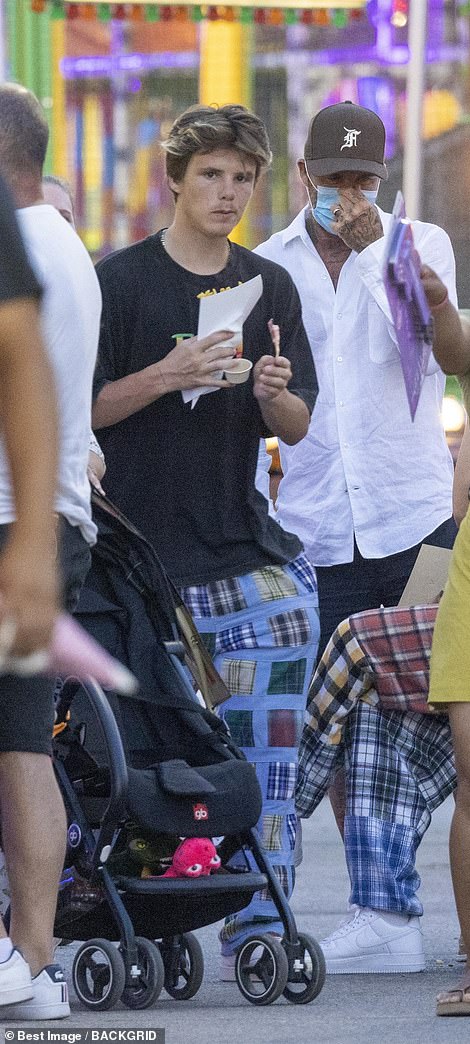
[{"x1": 256, "y1": 101, "x2": 457, "y2": 973}]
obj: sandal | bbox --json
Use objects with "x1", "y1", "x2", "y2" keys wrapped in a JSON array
[{"x1": 436, "y1": 974, "x2": 470, "y2": 1016}]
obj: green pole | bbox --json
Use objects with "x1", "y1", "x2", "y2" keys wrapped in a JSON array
[
  {"x1": 37, "y1": 5, "x2": 54, "y2": 171},
  {"x1": 5, "y1": 0, "x2": 21, "y2": 82},
  {"x1": 4, "y1": 0, "x2": 54, "y2": 171}
]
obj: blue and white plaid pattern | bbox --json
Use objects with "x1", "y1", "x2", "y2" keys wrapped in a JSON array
[
  {"x1": 307, "y1": 700, "x2": 455, "y2": 914},
  {"x1": 182, "y1": 584, "x2": 212, "y2": 619},
  {"x1": 267, "y1": 761, "x2": 297, "y2": 802},
  {"x1": 286, "y1": 812, "x2": 297, "y2": 851},
  {"x1": 180, "y1": 554, "x2": 319, "y2": 953},
  {"x1": 287, "y1": 553, "x2": 319, "y2": 595},
  {"x1": 217, "y1": 621, "x2": 258, "y2": 654},
  {"x1": 346, "y1": 815, "x2": 422, "y2": 915},
  {"x1": 182, "y1": 576, "x2": 247, "y2": 618}
]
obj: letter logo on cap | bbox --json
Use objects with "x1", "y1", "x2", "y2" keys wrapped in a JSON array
[{"x1": 341, "y1": 127, "x2": 361, "y2": 150}]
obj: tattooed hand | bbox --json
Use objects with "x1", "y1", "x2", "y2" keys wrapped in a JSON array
[{"x1": 332, "y1": 188, "x2": 383, "y2": 252}]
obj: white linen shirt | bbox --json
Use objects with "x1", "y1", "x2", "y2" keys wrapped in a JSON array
[{"x1": 254, "y1": 206, "x2": 456, "y2": 566}]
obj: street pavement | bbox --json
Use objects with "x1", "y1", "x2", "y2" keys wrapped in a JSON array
[{"x1": 2, "y1": 795, "x2": 468, "y2": 1044}]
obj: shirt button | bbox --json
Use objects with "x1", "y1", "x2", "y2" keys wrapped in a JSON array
[
  {"x1": 337, "y1": 355, "x2": 343, "y2": 362},
  {"x1": 339, "y1": 401, "x2": 345, "y2": 407},
  {"x1": 337, "y1": 313, "x2": 343, "y2": 319}
]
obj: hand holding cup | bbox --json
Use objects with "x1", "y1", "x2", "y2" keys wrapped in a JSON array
[{"x1": 158, "y1": 330, "x2": 236, "y2": 392}]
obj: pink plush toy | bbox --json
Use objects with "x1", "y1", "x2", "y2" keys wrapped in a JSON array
[{"x1": 161, "y1": 837, "x2": 221, "y2": 879}]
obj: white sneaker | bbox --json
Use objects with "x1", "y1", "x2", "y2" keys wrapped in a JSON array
[
  {"x1": 320, "y1": 907, "x2": 425, "y2": 974},
  {"x1": 0, "y1": 948, "x2": 33, "y2": 1006},
  {"x1": 2, "y1": 964, "x2": 70, "y2": 1020}
]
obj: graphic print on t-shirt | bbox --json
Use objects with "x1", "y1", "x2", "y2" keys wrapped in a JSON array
[{"x1": 172, "y1": 282, "x2": 245, "y2": 354}]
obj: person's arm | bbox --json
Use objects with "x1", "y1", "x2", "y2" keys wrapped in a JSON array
[
  {"x1": 357, "y1": 222, "x2": 458, "y2": 374},
  {"x1": 420, "y1": 263, "x2": 470, "y2": 376},
  {"x1": 453, "y1": 421, "x2": 470, "y2": 527},
  {"x1": 87, "y1": 445, "x2": 106, "y2": 493},
  {"x1": 0, "y1": 295, "x2": 59, "y2": 655},
  {"x1": 92, "y1": 329, "x2": 237, "y2": 430},
  {"x1": 252, "y1": 267, "x2": 317, "y2": 445},
  {"x1": 253, "y1": 356, "x2": 310, "y2": 445},
  {"x1": 0, "y1": 174, "x2": 59, "y2": 654}
]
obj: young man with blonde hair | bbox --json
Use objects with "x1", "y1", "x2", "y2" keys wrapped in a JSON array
[{"x1": 93, "y1": 103, "x2": 319, "y2": 975}]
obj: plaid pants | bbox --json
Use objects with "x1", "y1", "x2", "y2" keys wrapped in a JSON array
[
  {"x1": 180, "y1": 554, "x2": 319, "y2": 953},
  {"x1": 296, "y1": 605, "x2": 455, "y2": 915}
]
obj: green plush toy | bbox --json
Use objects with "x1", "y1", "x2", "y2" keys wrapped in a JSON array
[{"x1": 108, "y1": 822, "x2": 180, "y2": 877}]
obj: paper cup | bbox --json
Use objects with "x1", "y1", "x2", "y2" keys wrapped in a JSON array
[{"x1": 224, "y1": 359, "x2": 253, "y2": 384}]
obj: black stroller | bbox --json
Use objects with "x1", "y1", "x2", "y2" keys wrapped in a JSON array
[{"x1": 52, "y1": 492, "x2": 325, "y2": 1009}]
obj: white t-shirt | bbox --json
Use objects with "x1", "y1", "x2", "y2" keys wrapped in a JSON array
[
  {"x1": 0, "y1": 205, "x2": 101, "y2": 544},
  {"x1": 254, "y1": 206, "x2": 456, "y2": 565}
]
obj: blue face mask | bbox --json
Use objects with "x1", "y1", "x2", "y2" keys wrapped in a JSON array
[{"x1": 312, "y1": 185, "x2": 378, "y2": 234}]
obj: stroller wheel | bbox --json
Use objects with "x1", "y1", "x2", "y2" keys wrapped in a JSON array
[
  {"x1": 121, "y1": 937, "x2": 164, "y2": 1009},
  {"x1": 161, "y1": 932, "x2": 204, "y2": 1000},
  {"x1": 73, "y1": 938, "x2": 126, "y2": 1011},
  {"x1": 282, "y1": 932, "x2": 326, "y2": 1005},
  {"x1": 235, "y1": 934, "x2": 288, "y2": 1006}
]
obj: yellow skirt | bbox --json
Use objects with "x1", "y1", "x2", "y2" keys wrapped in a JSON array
[{"x1": 429, "y1": 505, "x2": 470, "y2": 704}]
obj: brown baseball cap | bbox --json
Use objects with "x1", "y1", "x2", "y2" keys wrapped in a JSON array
[{"x1": 304, "y1": 101, "x2": 388, "y2": 181}]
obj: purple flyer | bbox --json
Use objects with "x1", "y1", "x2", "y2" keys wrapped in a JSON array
[{"x1": 383, "y1": 192, "x2": 434, "y2": 420}]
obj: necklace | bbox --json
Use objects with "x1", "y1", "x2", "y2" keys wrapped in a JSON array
[{"x1": 161, "y1": 228, "x2": 231, "y2": 270}]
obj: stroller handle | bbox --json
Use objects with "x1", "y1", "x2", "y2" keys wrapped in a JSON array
[{"x1": 57, "y1": 678, "x2": 129, "y2": 873}]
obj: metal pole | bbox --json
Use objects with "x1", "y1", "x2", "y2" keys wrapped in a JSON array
[
  {"x1": 403, "y1": 0, "x2": 428, "y2": 219},
  {"x1": 0, "y1": 1, "x2": 6, "y2": 82}
]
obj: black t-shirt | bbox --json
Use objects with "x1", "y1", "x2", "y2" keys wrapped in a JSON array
[
  {"x1": 0, "y1": 174, "x2": 42, "y2": 303},
  {"x1": 94, "y1": 235, "x2": 318, "y2": 586}
]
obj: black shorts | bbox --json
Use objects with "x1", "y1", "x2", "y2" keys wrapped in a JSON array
[{"x1": 0, "y1": 518, "x2": 91, "y2": 756}]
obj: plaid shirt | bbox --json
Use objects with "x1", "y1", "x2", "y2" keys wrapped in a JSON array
[
  {"x1": 297, "y1": 604, "x2": 452, "y2": 820},
  {"x1": 295, "y1": 605, "x2": 455, "y2": 913},
  {"x1": 304, "y1": 603, "x2": 438, "y2": 745}
]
